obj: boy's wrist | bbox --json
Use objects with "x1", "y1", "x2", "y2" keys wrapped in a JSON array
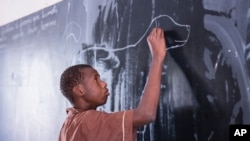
[
  {"x1": 151, "y1": 55, "x2": 165, "y2": 62},
  {"x1": 151, "y1": 57, "x2": 165, "y2": 66}
]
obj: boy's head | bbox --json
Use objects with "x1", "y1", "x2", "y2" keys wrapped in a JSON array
[
  {"x1": 60, "y1": 64, "x2": 91, "y2": 105},
  {"x1": 60, "y1": 64, "x2": 109, "y2": 108}
]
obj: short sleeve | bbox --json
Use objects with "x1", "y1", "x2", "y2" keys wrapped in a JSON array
[
  {"x1": 78, "y1": 110, "x2": 135, "y2": 141},
  {"x1": 122, "y1": 110, "x2": 134, "y2": 141}
]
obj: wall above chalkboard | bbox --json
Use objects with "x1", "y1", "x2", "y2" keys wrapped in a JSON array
[{"x1": 0, "y1": 0, "x2": 62, "y2": 26}]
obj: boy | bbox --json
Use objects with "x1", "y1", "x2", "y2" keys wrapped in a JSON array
[{"x1": 58, "y1": 28, "x2": 167, "y2": 141}]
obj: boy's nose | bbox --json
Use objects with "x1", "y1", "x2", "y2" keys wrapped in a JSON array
[{"x1": 101, "y1": 80, "x2": 107, "y2": 87}]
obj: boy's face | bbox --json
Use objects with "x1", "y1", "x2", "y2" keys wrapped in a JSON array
[{"x1": 80, "y1": 67, "x2": 109, "y2": 107}]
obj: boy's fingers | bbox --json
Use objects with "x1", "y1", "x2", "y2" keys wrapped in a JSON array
[
  {"x1": 151, "y1": 28, "x2": 156, "y2": 35},
  {"x1": 149, "y1": 28, "x2": 164, "y2": 40}
]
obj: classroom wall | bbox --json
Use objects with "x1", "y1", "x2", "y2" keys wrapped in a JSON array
[{"x1": 0, "y1": 0, "x2": 249, "y2": 141}]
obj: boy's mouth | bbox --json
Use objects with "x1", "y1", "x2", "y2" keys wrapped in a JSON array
[{"x1": 105, "y1": 89, "x2": 110, "y2": 96}]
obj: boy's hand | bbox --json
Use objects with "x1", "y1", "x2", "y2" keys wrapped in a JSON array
[{"x1": 147, "y1": 28, "x2": 167, "y2": 60}]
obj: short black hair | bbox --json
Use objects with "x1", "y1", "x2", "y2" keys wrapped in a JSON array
[{"x1": 60, "y1": 64, "x2": 92, "y2": 104}]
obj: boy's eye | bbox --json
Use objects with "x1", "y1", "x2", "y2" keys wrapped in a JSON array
[{"x1": 94, "y1": 75, "x2": 100, "y2": 81}]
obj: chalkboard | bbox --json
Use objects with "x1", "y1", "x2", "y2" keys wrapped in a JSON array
[{"x1": 0, "y1": 0, "x2": 249, "y2": 141}]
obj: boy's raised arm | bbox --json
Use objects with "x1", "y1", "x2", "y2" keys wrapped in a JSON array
[{"x1": 133, "y1": 28, "x2": 167, "y2": 129}]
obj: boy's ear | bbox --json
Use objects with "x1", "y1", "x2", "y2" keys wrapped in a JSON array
[{"x1": 72, "y1": 84, "x2": 85, "y2": 96}]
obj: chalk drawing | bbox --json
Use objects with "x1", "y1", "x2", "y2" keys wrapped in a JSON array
[
  {"x1": 81, "y1": 14, "x2": 190, "y2": 52},
  {"x1": 74, "y1": 14, "x2": 191, "y2": 69},
  {"x1": 62, "y1": 22, "x2": 82, "y2": 43}
]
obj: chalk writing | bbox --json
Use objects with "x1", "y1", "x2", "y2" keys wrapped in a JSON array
[
  {"x1": 41, "y1": 20, "x2": 57, "y2": 30},
  {"x1": 12, "y1": 31, "x2": 25, "y2": 40},
  {"x1": 1, "y1": 26, "x2": 15, "y2": 34},
  {"x1": 19, "y1": 18, "x2": 32, "y2": 28},
  {"x1": 42, "y1": 6, "x2": 58, "y2": 18},
  {"x1": 0, "y1": 5, "x2": 59, "y2": 46}
]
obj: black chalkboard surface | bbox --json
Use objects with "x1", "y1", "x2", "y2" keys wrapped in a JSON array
[{"x1": 0, "y1": 0, "x2": 249, "y2": 141}]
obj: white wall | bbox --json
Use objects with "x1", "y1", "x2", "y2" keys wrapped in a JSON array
[{"x1": 0, "y1": 0, "x2": 62, "y2": 26}]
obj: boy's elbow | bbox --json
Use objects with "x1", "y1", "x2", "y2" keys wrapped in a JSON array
[
  {"x1": 141, "y1": 111, "x2": 157, "y2": 123},
  {"x1": 146, "y1": 113, "x2": 156, "y2": 122},
  {"x1": 133, "y1": 108, "x2": 157, "y2": 126}
]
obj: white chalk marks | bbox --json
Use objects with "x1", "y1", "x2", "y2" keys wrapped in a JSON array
[{"x1": 74, "y1": 14, "x2": 190, "y2": 68}]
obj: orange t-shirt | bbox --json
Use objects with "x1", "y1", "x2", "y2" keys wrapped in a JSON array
[{"x1": 58, "y1": 108, "x2": 135, "y2": 141}]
